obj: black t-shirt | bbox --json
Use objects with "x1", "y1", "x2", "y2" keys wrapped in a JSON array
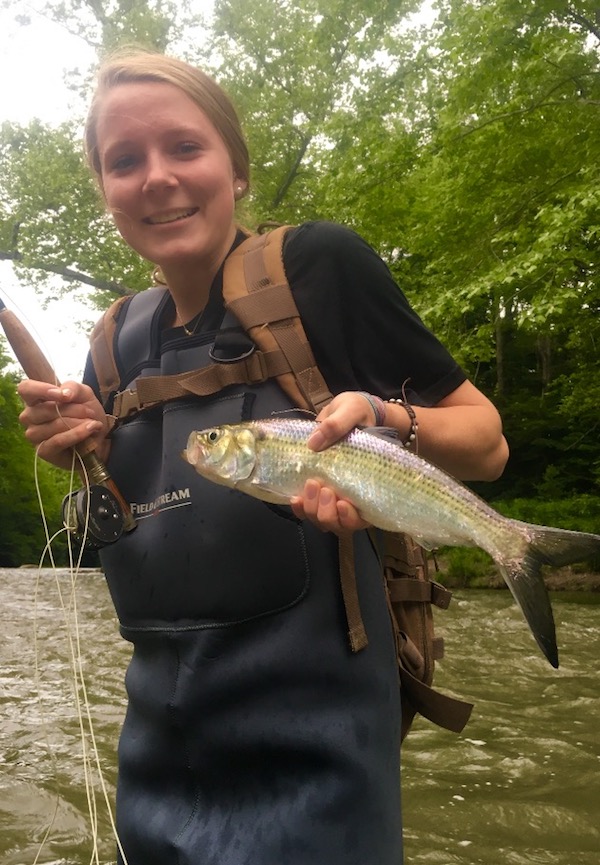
[
  {"x1": 283, "y1": 221, "x2": 465, "y2": 405},
  {"x1": 84, "y1": 220, "x2": 466, "y2": 406}
]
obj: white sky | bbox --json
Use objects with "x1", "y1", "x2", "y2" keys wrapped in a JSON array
[
  {"x1": 0, "y1": 3, "x2": 96, "y2": 379},
  {"x1": 0, "y1": 1, "x2": 435, "y2": 380}
]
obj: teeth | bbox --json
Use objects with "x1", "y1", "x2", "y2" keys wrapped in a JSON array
[{"x1": 147, "y1": 209, "x2": 196, "y2": 225}]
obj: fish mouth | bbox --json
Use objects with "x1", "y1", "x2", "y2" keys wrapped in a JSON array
[{"x1": 144, "y1": 208, "x2": 198, "y2": 225}]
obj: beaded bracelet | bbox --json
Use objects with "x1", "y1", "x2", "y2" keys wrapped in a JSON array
[
  {"x1": 356, "y1": 391, "x2": 386, "y2": 427},
  {"x1": 386, "y1": 397, "x2": 418, "y2": 448}
]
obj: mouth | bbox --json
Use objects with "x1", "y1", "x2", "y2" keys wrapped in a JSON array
[{"x1": 144, "y1": 208, "x2": 198, "y2": 225}]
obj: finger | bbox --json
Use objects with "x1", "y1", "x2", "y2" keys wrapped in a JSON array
[
  {"x1": 301, "y1": 482, "x2": 346, "y2": 534},
  {"x1": 309, "y1": 392, "x2": 379, "y2": 452},
  {"x1": 289, "y1": 478, "x2": 321, "y2": 522},
  {"x1": 18, "y1": 379, "x2": 95, "y2": 406},
  {"x1": 336, "y1": 499, "x2": 370, "y2": 532},
  {"x1": 25, "y1": 417, "x2": 103, "y2": 449},
  {"x1": 20, "y1": 400, "x2": 93, "y2": 427}
]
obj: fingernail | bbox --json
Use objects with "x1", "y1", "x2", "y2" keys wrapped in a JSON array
[
  {"x1": 86, "y1": 421, "x2": 101, "y2": 432},
  {"x1": 308, "y1": 430, "x2": 326, "y2": 451},
  {"x1": 305, "y1": 482, "x2": 318, "y2": 500},
  {"x1": 61, "y1": 388, "x2": 72, "y2": 398},
  {"x1": 320, "y1": 489, "x2": 332, "y2": 506}
]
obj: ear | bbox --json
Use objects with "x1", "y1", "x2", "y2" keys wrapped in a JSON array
[{"x1": 234, "y1": 179, "x2": 248, "y2": 200}]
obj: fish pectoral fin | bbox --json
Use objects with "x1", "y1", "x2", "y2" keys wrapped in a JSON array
[
  {"x1": 408, "y1": 534, "x2": 437, "y2": 552},
  {"x1": 498, "y1": 557, "x2": 558, "y2": 668},
  {"x1": 246, "y1": 479, "x2": 291, "y2": 505}
]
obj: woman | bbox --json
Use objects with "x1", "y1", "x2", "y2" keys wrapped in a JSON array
[{"x1": 18, "y1": 50, "x2": 508, "y2": 865}]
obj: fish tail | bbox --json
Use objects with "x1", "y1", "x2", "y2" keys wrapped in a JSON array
[
  {"x1": 498, "y1": 555, "x2": 558, "y2": 668},
  {"x1": 527, "y1": 524, "x2": 600, "y2": 570},
  {"x1": 499, "y1": 525, "x2": 600, "y2": 669}
]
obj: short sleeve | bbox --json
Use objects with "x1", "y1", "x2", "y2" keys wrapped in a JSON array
[{"x1": 282, "y1": 221, "x2": 466, "y2": 405}]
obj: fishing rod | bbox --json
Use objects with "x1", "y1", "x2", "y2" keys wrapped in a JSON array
[{"x1": 0, "y1": 295, "x2": 136, "y2": 547}]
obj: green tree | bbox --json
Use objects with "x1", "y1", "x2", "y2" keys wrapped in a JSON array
[
  {"x1": 0, "y1": 0, "x2": 598, "y2": 499},
  {"x1": 0, "y1": 348, "x2": 72, "y2": 565},
  {"x1": 392, "y1": 0, "x2": 600, "y2": 494}
]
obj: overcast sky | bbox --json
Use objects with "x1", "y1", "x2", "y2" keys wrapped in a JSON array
[
  {"x1": 1, "y1": 1, "x2": 434, "y2": 379},
  {"x1": 0, "y1": 3, "x2": 97, "y2": 378}
]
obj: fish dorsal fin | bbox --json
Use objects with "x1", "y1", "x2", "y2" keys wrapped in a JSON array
[{"x1": 361, "y1": 426, "x2": 406, "y2": 446}]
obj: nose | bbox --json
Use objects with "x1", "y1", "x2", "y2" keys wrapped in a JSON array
[{"x1": 142, "y1": 151, "x2": 178, "y2": 193}]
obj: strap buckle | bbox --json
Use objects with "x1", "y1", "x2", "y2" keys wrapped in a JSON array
[
  {"x1": 113, "y1": 387, "x2": 142, "y2": 418},
  {"x1": 242, "y1": 350, "x2": 269, "y2": 384}
]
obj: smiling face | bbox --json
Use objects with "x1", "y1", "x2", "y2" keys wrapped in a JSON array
[{"x1": 95, "y1": 81, "x2": 246, "y2": 288}]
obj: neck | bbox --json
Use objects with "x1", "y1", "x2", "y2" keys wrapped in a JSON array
[{"x1": 158, "y1": 225, "x2": 238, "y2": 323}]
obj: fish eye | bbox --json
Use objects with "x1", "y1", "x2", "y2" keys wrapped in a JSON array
[{"x1": 207, "y1": 430, "x2": 220, "y2": 443}]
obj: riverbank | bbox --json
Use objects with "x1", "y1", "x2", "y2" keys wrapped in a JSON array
[{"x1": 431, "y1": 557, "x2": 600, "y2": 593}]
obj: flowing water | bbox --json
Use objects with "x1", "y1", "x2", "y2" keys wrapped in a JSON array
[{"x1": 0, "y1": 568, "x2": 598, "y2": 865}]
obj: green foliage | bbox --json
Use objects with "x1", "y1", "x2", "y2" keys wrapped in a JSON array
[
  {"x1": 0, "y1": 361, "x2": 72, "y2": 565},
  {"x1": 433, "y1": 547, "x2": 494, "y2": 588},
  {"x1": 0, "y1": 119, "x2": 151, "y2": 303},
  {"x1": 0, "y1": 0, "x2": 599, "y2": 510},
  {"x1": 208, "y1": 0, "x2": 421, "y2": 226},
  {"x1": 495, "y1": 494, "x2": 600, "y2": 538}
]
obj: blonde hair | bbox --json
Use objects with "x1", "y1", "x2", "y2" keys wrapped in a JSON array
[{"x1": 84, "y1": 49, "x2": 250, "y2": 188}]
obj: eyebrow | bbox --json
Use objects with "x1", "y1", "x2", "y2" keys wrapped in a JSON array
[{"x1": 101, "y1": 125, "x2": 210, "y2": 156}]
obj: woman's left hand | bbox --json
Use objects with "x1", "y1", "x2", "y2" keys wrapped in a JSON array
[{"x1": 289, "y1": 392, "x2": 375, "y2": 534}]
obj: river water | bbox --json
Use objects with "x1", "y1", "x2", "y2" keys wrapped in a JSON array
[{"x1": 0, "y1": 568, "x2": 598, "y2": 865}]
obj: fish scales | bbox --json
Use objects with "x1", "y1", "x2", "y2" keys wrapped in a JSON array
[
  {"x1": 182, "y1": 417, "x2": 600, "y2": 668},
  {"x1": 246, "y1": 419, "x2": 517, "y2": 556}
]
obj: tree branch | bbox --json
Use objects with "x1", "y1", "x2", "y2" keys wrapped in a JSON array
[
  {"x1": 0, "y1": 250, "x2": 131, "y2": 297},
  {"x1": 566, "y1": 8, "x2": 600, "y2": 42},
  {"x1": 271, "y1": 135, "x2": 311, "y2": 209}
]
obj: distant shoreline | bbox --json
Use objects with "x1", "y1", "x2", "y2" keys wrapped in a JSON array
[
  {"x1": 436, "y1": 562, "x2": 600, "y2": 593},
  {"x1": 14, "y1": 563, "x2": 600, "y2": 592}
]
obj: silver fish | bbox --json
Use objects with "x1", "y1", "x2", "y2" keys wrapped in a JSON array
[{"x1": 182, "y1": 418, "x2": 600, "y2": 668}]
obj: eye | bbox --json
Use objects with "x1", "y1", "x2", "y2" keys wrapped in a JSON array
[
  {"x1": 175, "y1": 141, "x2": 202, "y2": 157},
  {"x1": 107, "y1": 153, "x2": 137, "y2": 173},
  {"x1": 207, "y1": 429, "x2": 220, "y2": 443}
]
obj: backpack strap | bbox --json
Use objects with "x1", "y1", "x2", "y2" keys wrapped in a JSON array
[
  {"x1": 376, "y1": 532, "x2": 473, "y2": 740},
  {"x1": 224, "y1": 227, "x2": 367, "y2": 652},
  {"x1": 102, "y1": 228, "x2": 332, "y2": 421},
  {"x1": 222, "y1": 227, "x2": 333, "y2": 414},
  {"x1": 89, "y1": 295, "x2": 132, "y2": 407}
]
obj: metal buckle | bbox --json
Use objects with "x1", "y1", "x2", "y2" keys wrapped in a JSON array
[
  {"x1": 208, "y1": 342, "x2": 256, "y2": 364},
  {"x1": 114, "y1": 388, "x2": 141, "y2": 418}
]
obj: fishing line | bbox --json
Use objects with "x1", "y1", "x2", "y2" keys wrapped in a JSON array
[
  {"x1": 30, "y1": 442, "x2": 129, "y2": 863},
  {"x1": 3, "y1": 290, "x2": 128, "y2": 860}
]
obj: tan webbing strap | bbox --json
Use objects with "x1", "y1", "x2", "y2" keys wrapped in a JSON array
[
  {"x1": 338, "y1": 533, "x2": 368, "y2": 652},
  {"x1": 226, "y1": 284, "x2": 300, "y2": 324},
  {"x1": 387, "y1": 577, "x2": 452, "y2": 609},
  {"x1": 112, "y1": 348, "x2": 293, "y2": 419},
  {"x1": 89, "y1": 296, "x2": 131, "y2": 405},
  {"x1": 223, "y1": 228, "x2": 333, "y2": 413},
  {"x1": 432, "y1": 636, "x2": 444, "y2": 661},
  {"x1": 399, "y1": 667, "x2": 473, "y2": 734}
]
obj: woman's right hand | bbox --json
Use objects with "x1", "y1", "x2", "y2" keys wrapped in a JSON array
[{"x1": 18, "y1": 379, "x2": 111, "y2": 470}]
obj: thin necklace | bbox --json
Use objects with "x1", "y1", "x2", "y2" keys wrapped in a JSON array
[{"x1": 177, "y1": 310, "x2": 203, "y2": 337}]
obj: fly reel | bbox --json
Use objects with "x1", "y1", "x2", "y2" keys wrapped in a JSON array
[{"x1": 62, "y1": 485, "x2": 125, "y2": 549}]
